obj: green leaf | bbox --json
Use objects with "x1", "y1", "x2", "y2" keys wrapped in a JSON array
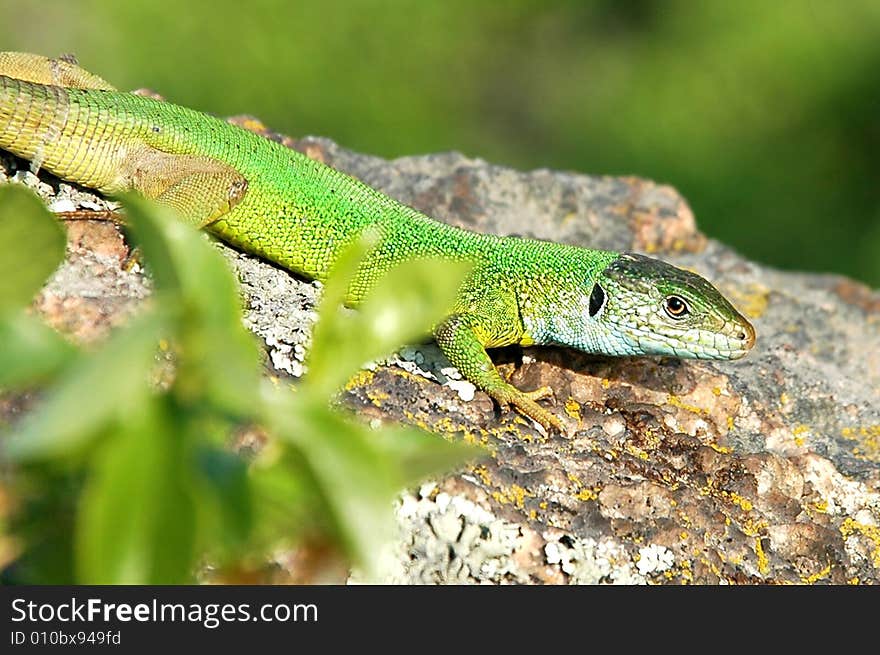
[
  {"x1": 75, "y1": 397, "x2": 196, "y2": 584},
  {"x1": 313, "y1": 227, "x2": 379, "y2": 328},
  {"x1": 3, "y1": 309, "x2": 164, "y2": 461},
  {"x1": 120, "y1": 193, "x2": 261, "y2": 417},
  {"x1": 177, "y1": 320, "x2": 262, "y2": 417},
  {"x1": 0, "y1": 184, "x2": 66, "y2": 315},
  {"x1": 113, "y1": 193, "x2": 182, "y2": 294},
  {"x1": 120, "y1": 193, "x2": 241, "y2": 324},
  {"x1": 248, "y1": 449, "x2": 322, "y2": 551},
  {"x1": 0, "y1": 468, "x2": 80, "y2": 584},
  {"x1": 0, "y1": 312, "x2": 76, "y2": 389},
  {"x1": 369, "y1": 424, "x2": 486, "y2": 487},
  {"x1": 194, "y1": 446, "x2": 253, "y2": 556},
  {"x1": 261, "y1": 386, "x2": 398, "y2": 577},
  {"x1": 307, "y1": 250, "x2": 470, "y2": 399},
  {"x1": 262, "y1": 395, "x2": 481, "y2": 578}
]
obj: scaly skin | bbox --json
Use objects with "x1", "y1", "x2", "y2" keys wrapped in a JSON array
[{"x1": 0, "y1": 53, "x2": 756, "y2": 432}]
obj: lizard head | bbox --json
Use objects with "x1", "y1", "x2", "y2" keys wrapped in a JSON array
[{"x1": 583, "y1": 253, "x2": 756, "y2": 360}]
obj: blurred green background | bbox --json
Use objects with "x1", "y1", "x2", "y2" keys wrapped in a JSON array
[{"x1": 2, "y1": 0, "x2": 878, "y2": 286}]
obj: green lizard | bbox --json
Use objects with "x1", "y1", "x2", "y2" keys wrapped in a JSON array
[{"x1": 0, "y1": 52, "x2": 755, "y2": 433}]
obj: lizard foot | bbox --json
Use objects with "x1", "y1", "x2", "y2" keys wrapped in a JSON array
[
  {"x1": 490, "y1": 383, "x2": 569, "y2": 435},
  {"x1": 520, "y1": 385, "x2": 554, "y2": 402}
]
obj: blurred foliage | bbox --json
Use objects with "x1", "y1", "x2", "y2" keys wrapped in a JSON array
[
  {"x1": 0, "y1": 0, "x2": 876, "y2": 286},
  {"x1": 0, "y1": 185, "x2": 480, "y2": 584}
]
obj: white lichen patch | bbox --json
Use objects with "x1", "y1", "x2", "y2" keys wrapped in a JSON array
[
  {"x1": 48, "y1": 197, "x2": 77, "y2": 213},
  {"x1": 361, "y1": 485, "x2": 529, "y2": 584},
  {"x1": 543, "y1": 534, "x2": 647, "y2": 585},
  {"x1": 447, "y1": 379, "x2": 476, "y2": 401},
  {"x1": 388, "y1": 344, "x2": 481, "y2": 402},
  {"x1": 800, "y1": 453, "x2": 880, "y2": 517},
  {"x1": 223, "y1": 249, "x2": 319, "y2": 378},
  {"x1": 636, "y1": 544, "x2": 675, "y2": 575}
]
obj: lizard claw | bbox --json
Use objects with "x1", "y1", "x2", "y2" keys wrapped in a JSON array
[
  {"x1": 490, "y1": 384, "x2": 571, "y2": 435},
  {"x1": 521, "y1": 385, "x2": 555, "y2": 403}
]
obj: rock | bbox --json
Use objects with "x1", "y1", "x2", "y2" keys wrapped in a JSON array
[{"x1": 1, "y1": 119, "x2": 878, "y2": 585}]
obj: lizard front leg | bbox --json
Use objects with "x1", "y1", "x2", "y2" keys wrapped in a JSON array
[{"x1": 434, "y1": 313, "x2": 566, "y2": 433}]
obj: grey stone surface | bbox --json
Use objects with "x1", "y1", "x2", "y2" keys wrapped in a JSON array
[{"x1": 3, "y1": 120, "x2": 878, "y2": 584}]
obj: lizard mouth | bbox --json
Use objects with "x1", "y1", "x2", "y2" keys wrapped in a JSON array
[
  {"x1": 619, "y1": 316, "x2": 756, "y2": 360},
  {"x1": 729, "y1": 318, "x2": 756, "y2": 357}
]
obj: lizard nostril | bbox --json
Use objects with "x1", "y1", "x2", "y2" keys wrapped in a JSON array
[{"x1": 739, "y1": 321, "x2": 757, "y2": 349}]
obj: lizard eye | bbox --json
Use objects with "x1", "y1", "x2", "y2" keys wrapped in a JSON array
[{"x1": 664, "y1": 295, "x2": 689, "y2": 319}]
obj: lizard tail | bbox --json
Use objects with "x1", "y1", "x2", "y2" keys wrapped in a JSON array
[
  {"x1": 0, "y1": 75, "x2": 73, "y2": 173},
  {"x1": 0, "y1": 52, "x2": 115, "y2": 90},
  {"x1": 0, "y1": 52, "x2": 115, "y2": 174}
]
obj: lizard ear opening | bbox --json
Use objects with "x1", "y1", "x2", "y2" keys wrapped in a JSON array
[{"x1": 588, "y1": 283, "x2": 606, "y2": 317}]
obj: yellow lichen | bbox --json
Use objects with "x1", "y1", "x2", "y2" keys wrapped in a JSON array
[
  {"x1": 724, "y1": 492, "x2": 754, "y2": 512},
  {"x1": 790, "y1": 424, "x2": 810, "y2": 447},
  {"x1": 471, "y1": 465, "x2": 492, "y2": 486},
  {"x1": 564, "y1": 397, "x2": 582, "y2": 421},
  {"x1": 740, "y1": 517, "x2": 768, "y2": 538},
  {"x1": 843, "y1": 425, "x2": 880, "y2": 462},
  {"x1": 402, "y1": 411, "x2": 498, "y2": 456},
  {"x1": 802, "y1": 562, "x2": 831, "y2": 584},
  {"x1": 700, "y1": 556, "x2": 725, "y2": 581},
  {"x1": 492, "y1": 484, "x2": 532, "y2": 510},
  {"x1": 625, "y1": 444, "x2": 650, "y2": 461},
  {"x1": 344, "y1": 368, "x2": 375, "y2": 391},
  {"x1": 365, "y1": 388, "x2": 389, "y2": 405},
  {"x1": 666, "y1": 394, "x2": 707, "y2": 415},
  {"x1": 576, "y1": 488, "x2": 599, "y2": 502},
  {"x1": 755, "y1": 537, "x2": 770, "y2": 575},
  {"x1": 839, "y1": 518, "x2": 880, "y2": 568},
  {"x1": 678, "y1": 558, "x2": 694, "y2": 584}
]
